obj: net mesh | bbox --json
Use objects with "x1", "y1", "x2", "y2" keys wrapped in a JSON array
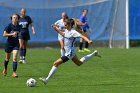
[{"x1": 0, "y1": 0, "x2": 127, "y2": 48}]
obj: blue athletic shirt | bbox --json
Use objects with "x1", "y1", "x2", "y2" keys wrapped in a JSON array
[
  {"x1": 4, "y1": 23, "x2": 20, "y2": 43},
  {"x1": 80, "y1": 15, "x2": 89, "y2": 31},
  {"x1": 18, "y1": 16, "x2": 32, "y2": 32}
]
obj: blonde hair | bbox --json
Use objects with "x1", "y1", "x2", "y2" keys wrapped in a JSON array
[
  {"x1": 72, "y1": 18, "x2": 88, "y2": 37},
  {"x1": 64, "y1": 18, "x2": 88, "y2": 37}
]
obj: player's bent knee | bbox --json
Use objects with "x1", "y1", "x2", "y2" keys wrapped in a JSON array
[
  {"x1": 60, "y1": 47, "x2": 64, "y2": 49},
  {"x1": 13, "y1": 59, "x2": 17, "y2": 62},
  {"x1": 76, "y1": 63, "x2": 82, "y2": 66},
  {"x1": 13, "y1": 56, "x2": 17, "y2": 61},
  {"x1": 61, "y1": 56, "x2": 69, "y2": 63},
  {"x1": 53, "y1": 62, "x2": 57, "y2": 66},
  {"x1": 5, "y1": 59, "x2": 10, "y2": 61},
  {"x1": 53, "y1": 61, "x2": 62, "y2": 67}
]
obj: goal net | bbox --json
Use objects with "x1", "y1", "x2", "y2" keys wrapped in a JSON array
[{"x1": 0, "y1": 0, "x2": 128, "y2": 48}]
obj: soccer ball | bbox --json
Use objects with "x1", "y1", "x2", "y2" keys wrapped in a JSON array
[{"x1": 26, "y1": 78, "x2": 37, "y2": 87}]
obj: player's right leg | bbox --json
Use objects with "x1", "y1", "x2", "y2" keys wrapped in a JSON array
[
  {"x1": 59, "y1": 39, "x2": 65, "y2": 56},
  {"x1": 21, "y1": 32, "x2": 30, "y2": 63},
  {"x1": 39, "y1": 56, "x2": 69, "y2": 84},
  {"x1": 58, "y1": 34, "x2": 65, "y2": 56},
  {"x1": 2, "y1": 53, "x2": 10, "y2": 76},
  {"x1": 2, "y1": 44, "x2": 12, "y2": 76}
]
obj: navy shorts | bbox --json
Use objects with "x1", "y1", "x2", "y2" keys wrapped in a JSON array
[
  {"x1": 19, "y1": 32, "x2": 30, "y2": 40},
  {"x1": 4, "y1": 43, "x2": 19, "y2": 53},
  {"x1": 61, "y1": 56, "x2": 69, "y2": 63}
]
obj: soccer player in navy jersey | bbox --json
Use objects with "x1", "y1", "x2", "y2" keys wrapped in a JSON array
[
  {"x1": 2, "y1": 14, "x2": 20, "y2": 78},
  {"x1": 39, "y1": 19, "x2": 101, "y2": 84},
  {"x1": 78, "y1": 9, "x2": 91, "y2": 52},
  {"x1": 18, "y1": 8, "x2": 35, "y2": 63}
]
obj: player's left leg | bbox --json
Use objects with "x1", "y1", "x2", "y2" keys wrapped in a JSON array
[
  {"x1": 19, "y1": 39, "x2": 27, "y2": 63},
  {"x1": 19, "y1": 39, "x2": 24, "y2": 63},
  {"x1": 78, "y1": 38, "x2": 84, "y2": 52},
  {"x1": 72, "y1": 50, "x2": 101, "y2": 66},
  {"x1": 83, "y1": 32, "x2": 91, "y2": 52},
  {"x1": 72, "y1": 55, "x2": 83, "y2": 66},
  {"x1": 80, "y1": 50, "x2": 101, "y2": 63},
  {"x1": 12, "y1": 50, "x2": 18, "y2": 78}
]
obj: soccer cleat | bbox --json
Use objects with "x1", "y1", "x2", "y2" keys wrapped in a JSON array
[
  {"x1": 94, "y1": 50, "x2": 101, "y2": 58},
  {"x1": 12, "y1": 72, "x2": 18, "y2": 78},
  {"x1": 39, "y1": 77, "x2": 48, "y2": 84},
  {"x1": 83, "y1": 48, "x2": 91, "y2": 52},
  {"x1": 19, "y1": 60, "x2": 26, "y2": 64},
  {"x1": 78, "y1": 49, "x2": 84, "y2": 53},
  {"x1": 2, "y1": 69, "x2": 7, "y2": 76},
  {"x1": 22, "y1": 60, "x2": 26, "y2": 64},
  {"x1": 19, "y1": 60, "x2": 23, "y2": 63}
]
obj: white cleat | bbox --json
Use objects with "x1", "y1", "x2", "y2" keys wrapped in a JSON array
[
  {"x1": 22, "y1": 60, "x2": 26, "y2": 64},
  {"x1": 19, "y1": 60, "x2": 23, "y2": 63},
  {"x1": 94, "y1": 50, "x2": 101, "y2": 58},
  {"x1": 19, "y1": 60, "x2": 26, "y2": 64},
  {"x1": 39, "y1": 77, "x2": 48, "y2": 84}
]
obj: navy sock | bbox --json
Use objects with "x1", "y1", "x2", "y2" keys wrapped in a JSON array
[
  {"x1": 13, "y1": 62, "x2": 17, "y2": 72},
  {"x1": 4, "y1": 60, "x2": 9, "y2": 70},
  {"x1": 20, "y1": 48, "x2": 24, "y2": 57},
  {"x1": 25, "y1": 48, "x2": 26, "y2": 56},
  {"x1": 85, "y1": 42, "x2": 89, "y2": 48},
  {"x1": 23, "y1": 48, "x2": 26, "y2": 57},
  {"x1": 79, "y1": 42, "x2": 83, "y2": 50}
]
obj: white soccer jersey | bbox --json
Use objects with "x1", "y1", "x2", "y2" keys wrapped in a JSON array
[
  {"x1": 54, "y1": 19, "x2": 65, "y2": 40},
  {"x1": 63, "y1": 28, "x2": 81, "y2": 59},
  {"x1": 54, "y1": 19, "x2": 65, "y2": 29}
]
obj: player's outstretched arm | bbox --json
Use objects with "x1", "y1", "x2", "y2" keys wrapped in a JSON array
[
  {"x1": 80, "y1": 34, "x2": 92, "y2": 44},
  {"x1": 52, "y1": 24, "x2": 64, "y2": 36}
]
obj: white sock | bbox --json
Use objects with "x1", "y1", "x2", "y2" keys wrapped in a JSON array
[
  {"x1": 23, "y1": 56, "x2": 25, "y2": 60},
  {"x1": 46, "y1": 66, "x2": 57, "y2": 81},
  {"x1": 60, "y1": 49, "x2": 65, "y2": 56},
  {"x1": 80, "y1": 51, "x2": 96, "y2": 63},
  {"x1": 20, "y1": 56, "x2": 22, "y2": 60}
]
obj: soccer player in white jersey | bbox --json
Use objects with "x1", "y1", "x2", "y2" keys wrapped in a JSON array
[
  {"x1": 39, "y1": 19, "x2": 101, "y2": 84},
  {"x1": 54, "y1": 12, "x2": 69, "y2": 56}
]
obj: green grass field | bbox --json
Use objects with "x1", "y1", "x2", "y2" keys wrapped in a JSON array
[{"x1": 0, "y1": 48, "x2": 140, "y2": 93}]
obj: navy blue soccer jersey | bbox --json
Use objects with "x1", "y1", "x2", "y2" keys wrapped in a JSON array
[
  {"x1": 18, "y1": 16, "x2": 32, "y2": 32},
  {"x1": 4, "y1": 23, "x2": 20, "y2": 43},
  {"x1": 80, "y1": 15, "x2": 89, "y2": 31}
]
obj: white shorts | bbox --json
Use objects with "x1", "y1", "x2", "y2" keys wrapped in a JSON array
[
  {"x1": 64, "y1": 48, "x2": 76, "y2": 60},
  {"x1": 58, "y1": 34, "x2": 64, "y2": 40}
]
